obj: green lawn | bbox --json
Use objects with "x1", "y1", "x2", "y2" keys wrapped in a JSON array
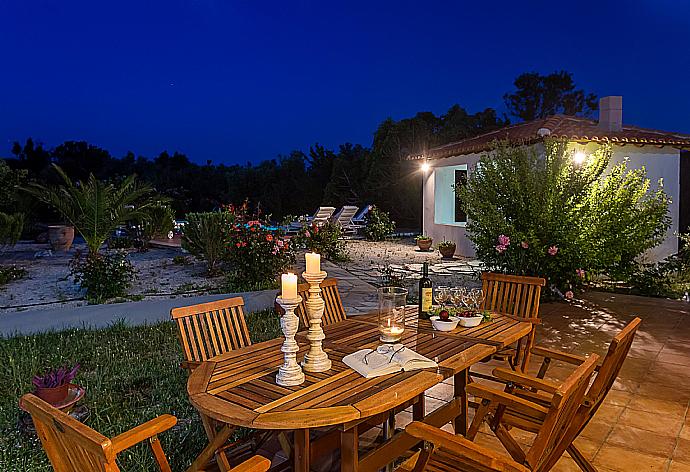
[{"x1": 0, "y1": 309, "x2": 282, "y2": 472}]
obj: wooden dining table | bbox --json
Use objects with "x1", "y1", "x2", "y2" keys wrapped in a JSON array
[{"x1": 186, "y1": 306, "x2": 532, "y2": 472}]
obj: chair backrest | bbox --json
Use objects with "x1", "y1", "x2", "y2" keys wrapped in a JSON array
[
  {"x1": 332, "y1": 206, "x2": 359, "y2": 227},
  {"x1": 527, "y1": 354, "x2": 599, "y2": 472},
  {"x1": 353, "y1": 204, "x2": 372, "y2": 222},
  {"x1": 293, "y1": 278, "x2": 346, "y2": 328},
  {"x1": 170, "y1": 297, "x2": 251, "y2": 366},
  {"x1": 21, "y1": 394, "x2": 116, "y2": 472},
  {"x1": 312, "y1": 207, "x2": 336, "y2": 223},
  {"x1": 480, "y1": 272, "x2": 546, "y2": 319}
]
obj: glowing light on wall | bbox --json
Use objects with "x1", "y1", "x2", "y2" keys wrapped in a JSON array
[
  {"x1": 573, "y1": 152, "x2": 587, "y2": 165},
  {"x1": 421, "y1": 162, "x2": 431, "y2": 173}
]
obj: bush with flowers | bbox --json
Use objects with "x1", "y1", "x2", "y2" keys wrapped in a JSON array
[
  {"x1": 292, "y1": 221, "x2": 349, "y2": 262},
  {"x1": 225, "y1": 220, "x2": 296, "y2": 291},
  {"x1": 455, "y1": 139, "x2": 670, "y2": 297}
]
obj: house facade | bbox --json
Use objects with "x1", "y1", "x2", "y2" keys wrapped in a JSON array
[{"x1": 418, "y1": 96, "x2": 690, "y2": 262}]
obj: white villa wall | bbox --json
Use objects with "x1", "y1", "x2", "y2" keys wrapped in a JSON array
[{"x1": 423, "y1": 143, "x2": 680, "y2": 261}]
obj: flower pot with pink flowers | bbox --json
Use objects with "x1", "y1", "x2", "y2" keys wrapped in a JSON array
[{"x1": 437, "y1": 239, "x2": 456, "y2": 258}]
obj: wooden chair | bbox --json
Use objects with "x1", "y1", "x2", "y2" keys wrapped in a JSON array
[
  {"x1": 275, "y1": 278, "x2": 347, "y2": 329},
  {"x1": 171, "y1": 297, "x2": 251, "y2": 372},
  {"x1": 396, "y1": 354, "x2": 600, "y2": 472},
  {"x1": 479, "y1": 272, "x2": 546, "y2": 372},
  {"x1": 20, "y1": 393, "x2": 271, "y2": 472},
  {"x1": 170, "y1": 297, "x2": 254, "y2": 470},
  {"x1": 488, "y1": 317, "x2": 642, "y2": 472}
]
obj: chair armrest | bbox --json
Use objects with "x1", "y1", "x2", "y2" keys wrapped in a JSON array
[
  {"x1": 111, "y1": 415, "x2": 177, "y2": 454},
  {"x1": 405, "y1": 422, "x2": 530, "y2": 472},
  {"x1": 230, "y1": 455, "x2": 271, "y2": 472},
  {"x1": 180, "y1": 360, "x2": 202, "y2": 371},
  {"x1": 466, "y1": 384, "x2": 549, "y2": 418},
  {"x1": 492, "y1": 367, "x2": 559, "y2": 394},
  {"x1": 531, "y1": 346, "x2": 588, "y2": 365}
]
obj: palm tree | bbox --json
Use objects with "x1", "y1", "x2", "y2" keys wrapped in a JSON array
[{"x1": 25, "y1": 165, "x2": 158, "y2": 255}]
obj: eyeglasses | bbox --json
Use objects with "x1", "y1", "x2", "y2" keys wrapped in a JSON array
[{"x1": 363, "y1": 344, "x2": 406, "y2": 365}]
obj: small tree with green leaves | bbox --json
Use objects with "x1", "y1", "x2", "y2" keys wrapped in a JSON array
[
  {"x1": 24, "y1": 164, "x2": 158, "y2": 255},
  {"x1": 456, "y1": 139, "x2": 670, "y2": 296}
]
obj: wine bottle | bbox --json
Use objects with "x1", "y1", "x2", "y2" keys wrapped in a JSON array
[{"x1": 418, "y1": 262, "x2": 433, "y2": 319}]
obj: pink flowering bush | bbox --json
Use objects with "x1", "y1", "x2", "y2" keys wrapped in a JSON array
[
  {"x1": 292, "y1": 221, "x2": 348, "y2": 261},
  {"x1": 226, "y1": 220, "x2": 295, "y2": 291},
  {"x1": 455, "y1": 140, "x2": 670, "y2": 297}
]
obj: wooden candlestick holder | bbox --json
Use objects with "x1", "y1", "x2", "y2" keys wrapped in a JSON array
[
  {"x1": 275, "y1": 296, "x2": 305, "y2": 386},
  {"x1": 301, "y1": 271, "x2": 332, "y2": 372}
]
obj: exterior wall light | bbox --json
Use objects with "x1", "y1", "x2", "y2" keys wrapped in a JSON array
[
  {"x1": 421, "y1": 162, "x2": 431, "y2": 173},
  {"x1": 573, "y1": 152, "x2": 587, "y2": 165}
]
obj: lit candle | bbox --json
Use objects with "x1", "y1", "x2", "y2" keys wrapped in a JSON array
[
  {"x1": 281, "y1": 273, "x2": 297, "y2": 299},
  {"x1": 305, "y1": 252, "x2": 321, "y2": 274}
]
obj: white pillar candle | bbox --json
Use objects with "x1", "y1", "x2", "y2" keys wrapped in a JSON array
[
  {"x1": 281, "y1": 273, "x2": 297, "y2": 299},
  {"x1": 305, "y1": 252, "x2": 321, "y2": 274}
]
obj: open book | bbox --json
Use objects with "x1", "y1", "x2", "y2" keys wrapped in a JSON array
[{"x1": 343, "y1": 344, "x2": 438, "y2": 379}]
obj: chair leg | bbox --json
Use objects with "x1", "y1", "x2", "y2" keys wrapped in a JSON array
[
  {"x1": 200, "y1": 414, "x2": 233, "y2": 472},
  {"x1": 567, "y1": 444, "x2": 598, "y2": 472},
  {"x1": 467, "y1": 399, "x2": 491, "y2": 440},
  {"x1": 186, "y1": 424, "x2": 234, "y2": 472},
  {"x1": 149, "y1": 435, "x2": 172, "y2": 472}
]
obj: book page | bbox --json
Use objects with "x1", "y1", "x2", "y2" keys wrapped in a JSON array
[
  {"x1": 393, "y1": 347, "x2": 438, "y2": 371},
  {"x1": 343, "y1": 348, "x2": 402, "y2": 378}
]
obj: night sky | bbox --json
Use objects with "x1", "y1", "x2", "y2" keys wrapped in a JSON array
[{"x1": 2, "y1": 0, "x2": 689, "y2": 165}]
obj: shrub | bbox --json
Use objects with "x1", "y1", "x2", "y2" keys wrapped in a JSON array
[
  {"x1": 69, "y1": 251, "x2": 136, "y2": 303},
  {"x1": 140, "y1": 202, "x2": 175, "y2": 244},
  {"x1": 182, "y1": 210, "x2": 234, "y2": 275},
  {"x1": 456, "y1": 140, "x2": 670, "y2": 296},
  {"x1": 414, "y1": 234, "x2": 432, "y2": 241},
  {"x1": 0, "y1": 212, "x2": 24, "y2": 247},
  {"x1": 0, "y1": 265, "x2": 26, "y2": 287},
  {"x1": 293, "y1": 221, "x2": 349, "y2": 261},
  {"x1": 364, "y1": 206, "x2": 396, "y2": 241},
  {"x1": 172, "y1": 255, "x2": 192, "y2": 266},
  {"x1": 225, "y1": 221, "x2": 295, "y2": 291},
  {"x1": 634, "y1": 231, "x2": 690, "y2": 298},
  {"x1": 108, "y1": 235, "x2": 139, "y2": 250}
]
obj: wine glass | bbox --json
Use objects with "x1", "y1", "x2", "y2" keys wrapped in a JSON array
[
  {"x1": 436, "y1": 286, "x2": 450, "y2": 306},
  {"x1": 451, "y1": 287, "x2": 465, "y2": 308},
  {"x1": 471, "y1": 289, "x2": 485, "y2": 310}
]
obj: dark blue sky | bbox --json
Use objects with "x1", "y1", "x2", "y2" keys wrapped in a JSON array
[{"x1": 2, "y1": 0, "x2": 689, "y2": 165}]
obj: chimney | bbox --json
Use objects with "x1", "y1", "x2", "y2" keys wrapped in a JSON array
[{"x1": 598, "y1": 96, "x2": 623, "y2": 132}]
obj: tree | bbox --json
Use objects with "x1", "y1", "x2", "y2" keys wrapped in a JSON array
[
  {"x1": 504, "y1": 71, "x2": 598, "y2": 121},
  {"x1": 24, "y1": 165, "x2": 158, "y2": 255}
]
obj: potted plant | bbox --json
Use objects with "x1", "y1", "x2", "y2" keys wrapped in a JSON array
[
  {"x1": 48, "y1": 224, "x2": 75, "y2": 251},
  {"x1": 32, "y1": 364, "x2": 80, "y2": 405},
  {"x1": 414, "y1": 234, "x2": 433, "y2": 251},
  {"x1": 438, "y1": 239, "x2": 456, "y2": 258}
]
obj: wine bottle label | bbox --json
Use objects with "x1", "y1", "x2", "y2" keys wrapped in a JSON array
[{"x1": 421, "y1": 288, "x2": 433, "y2": 311}]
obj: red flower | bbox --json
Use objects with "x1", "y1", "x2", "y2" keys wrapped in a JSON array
[
  {"x1": 235, "y1": 242, "x2": 242, "y2": 248},
  {"x1": 241, "y1": 242, "x2": 247, "y2": 247},
  {"x1": 266, "y1": 234, "x2": 273, "y2": 242}
]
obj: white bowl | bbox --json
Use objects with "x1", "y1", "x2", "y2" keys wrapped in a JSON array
[
  {"x1": 430, "y1": 315, "x2": 460, "y2": 331},
  {"x1": 458, "y1": 315, "x2": 483, "y2": 327}
]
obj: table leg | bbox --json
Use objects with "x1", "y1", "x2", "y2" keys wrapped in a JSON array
[
  {"x1": 383, "y1": 412, "x2": 395, "y2": 472},
  {"x1": 294, "y1": 428, "x2": 310, "y2": 472},
  {"x1": 341, "y1": 424, "x2": 359, "y2": 472},
  {"x1": 413, "y1": 394, "x2": 425, "y2": 421},
  {"x1": 454, "y1": 369, "x2": 468, "y2": 436}
]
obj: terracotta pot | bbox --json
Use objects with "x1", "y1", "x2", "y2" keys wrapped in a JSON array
[
  {"x1": 48, "y1": 225, "x2": 75, "y2": 251},
  {"x1": 416, "y1": 239, "x2": 433, "y2": 251},
  {"x1": 439, "y1": 243, "x2": 456, "y2": 258},
  {"x1": 35, "y1": 384, "x2": 70, "y2": 405}
]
